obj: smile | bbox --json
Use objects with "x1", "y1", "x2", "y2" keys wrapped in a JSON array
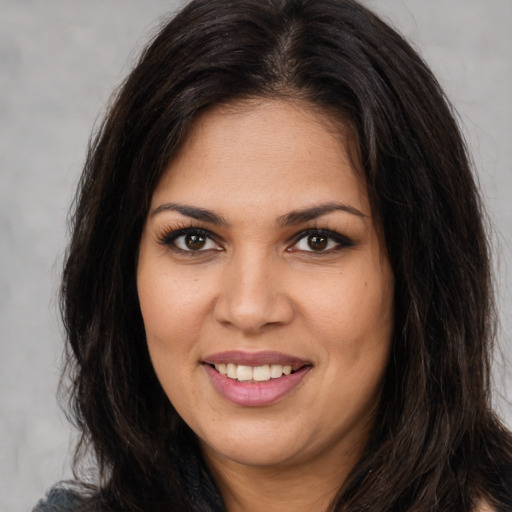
[
  {"x1": 213, "y1": 363, "x2": 294, "y2": 382},
  {"x1": 203, "y1": 351, "x2": 312, "y2": 406}
]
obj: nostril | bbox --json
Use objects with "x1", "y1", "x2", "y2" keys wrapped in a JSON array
[{"x1": 213, "y1": 292, "x2": 295, "y2": 334}]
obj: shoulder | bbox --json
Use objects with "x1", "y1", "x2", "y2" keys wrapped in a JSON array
[{"x1": 32, "y1": 483, "x2": 92, "y2": 512}]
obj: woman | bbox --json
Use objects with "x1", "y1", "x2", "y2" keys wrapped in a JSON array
[{"x1": 35, "y1": 0, "x2": 512, "y2": 510}]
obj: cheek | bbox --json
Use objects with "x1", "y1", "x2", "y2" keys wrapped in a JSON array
[
  {"x1": 137, "y1": 269, "x2": 209, "y2": 407},
  {"x1": 303, "y1": 272, "x2": 391, "y2": 330},
  {"x1": 298, "y1": 263, "x2": 393, "y2": 365},
  {"x1": 137, "y1": 257, "x2": 211, "y2": 346}
]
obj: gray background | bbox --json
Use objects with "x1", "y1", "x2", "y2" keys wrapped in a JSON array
[{"x1": 1, "y1": 1, "x2": 510, "y2": 510}]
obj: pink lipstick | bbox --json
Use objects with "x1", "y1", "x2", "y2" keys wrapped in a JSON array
[{"x1": 202, "y1": 351, "x2": 312, "y2": 407}]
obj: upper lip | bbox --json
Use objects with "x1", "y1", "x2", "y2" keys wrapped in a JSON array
[{"x1": 203, "y1": 350, "x2": 311, "y2": 368}]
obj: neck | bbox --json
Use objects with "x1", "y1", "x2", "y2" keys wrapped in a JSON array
[{"x1": 202, "y1": 443, "x2": 362, "y2": 512}]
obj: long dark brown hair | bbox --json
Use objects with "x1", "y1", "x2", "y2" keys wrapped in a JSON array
[{"x1": 60, "y1": 0, "x2": 512, "y2": 510}]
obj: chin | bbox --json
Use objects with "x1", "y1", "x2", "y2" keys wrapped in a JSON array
[{"x1": 199, "y1": 424, "x2": 308, "y2": 468}]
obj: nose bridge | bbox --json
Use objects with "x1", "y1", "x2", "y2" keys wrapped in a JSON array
[{"x1": 214, "y1": 246, "x2": 293, "y2": 332}]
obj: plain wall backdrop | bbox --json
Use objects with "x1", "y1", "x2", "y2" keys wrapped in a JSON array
[{"x1": 1, "y1": 1, "x2": 510, "y2": 510}]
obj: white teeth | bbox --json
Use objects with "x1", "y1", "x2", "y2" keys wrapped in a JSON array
[
  {"x1": 227, "y1": 363, "x2": 237, "y2": 379},
  {"x1": 253, "y1": 365, "x2": 270, "y2": 381},
  {"x1": 213, "y1": 363, "x2": 295, "y2": 381},
  {"x1": 236, "y1": 365, "x2": 253, "y2": 381},
  {"x1": 270, "y1": 364, "x2": 283, "y2": 378}
]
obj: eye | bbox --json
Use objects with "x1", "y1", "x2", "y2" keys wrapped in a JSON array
[
  {"x1": 290, "y1": 229, "x2": 353, "y2": 253},
  {"x1": 160, "y1": 228, "x2": 222, "y2": 253}
]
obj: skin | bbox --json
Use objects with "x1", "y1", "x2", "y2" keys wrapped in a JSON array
[{"x1": 137, "y1": 99, "x2": 395, "y2": 511}]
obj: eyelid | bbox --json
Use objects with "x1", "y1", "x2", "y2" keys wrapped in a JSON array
[
  {"x1": 155, "y1": 223, "x2": 353, "y2": 255},
  {"x1": 288, "y1": 228, "x2": 355, "y2": 253},
  {"x1": 157, "y1": 225, "x2": 223, "y2": 252}
]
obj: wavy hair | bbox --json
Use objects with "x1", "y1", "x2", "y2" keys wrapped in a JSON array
[{"x1": 60, "y1": 0, "x2": 512, "y2": 510}]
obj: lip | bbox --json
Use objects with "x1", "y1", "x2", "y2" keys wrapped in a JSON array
[
  {"x1": 202, "y1": 351, "x2": 312, "y2": 407},
  {"x1": 203, "y1": 350, "x2": 310, "y2": 368}
]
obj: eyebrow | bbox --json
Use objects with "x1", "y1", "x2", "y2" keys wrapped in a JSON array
[
  {"x1": 150, "y1": 202, "x2": 229, "y2": 226},
  {"x1": 276, "y1": 202, "x2": 367, "y2": 227},
  {"x1": 150, "y1": 201, "x2": 366, "y2": 227}
]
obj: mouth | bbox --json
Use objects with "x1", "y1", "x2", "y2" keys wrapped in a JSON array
[
  {"x1": 208, "y1": 362, "x2": 304, "y2": 382},
  {"x1": 202, "y1": 351, "x2": 312, "y2": 406},
  {"x1": 203, "y1": 350, "x2": 311, "y2": 381}
]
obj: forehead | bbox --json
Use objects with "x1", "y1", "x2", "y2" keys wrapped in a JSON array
[{"x1": 152, "y1": 99, "x2": 370, "y2": 218}]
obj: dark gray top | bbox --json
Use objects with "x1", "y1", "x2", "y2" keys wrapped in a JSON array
[
  {"x1": 32, "y1": 485, "x2": 87, "y2": 512},
  {"x1": 33, "y1": 445, "x2": 226, "y2": 512}
]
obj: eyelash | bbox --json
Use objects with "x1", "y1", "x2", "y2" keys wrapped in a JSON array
[
  {"x1": 157, "y1": 225, "x2": 355, "y2": 255},
  {"x1": 157, "y1": 225, "x2": 220, "y2": 254},
  {"x1": 289, "y1": 228, "x2": 355, "y2": 253}
]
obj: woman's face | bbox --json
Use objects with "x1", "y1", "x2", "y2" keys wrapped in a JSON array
[{"x1": 137, "y1": 99, "x2": 394, "y2": 473}]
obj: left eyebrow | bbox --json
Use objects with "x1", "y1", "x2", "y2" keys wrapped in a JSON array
[{"x1": 276, "y1": 202, "x2": 367, "y2": 227}]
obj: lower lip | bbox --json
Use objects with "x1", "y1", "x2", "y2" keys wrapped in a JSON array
[{"x1": 203, "y1": 364, "x2": 311, "y2": 407}]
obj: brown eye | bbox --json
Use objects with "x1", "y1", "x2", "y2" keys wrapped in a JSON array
[
  {"x1": 291, "y1": 229, "x2": 353, "y2": 253},
  {"x1": 166, "y1": 229, "x2": 221, "y2": 252},
  {"x1": 307, "y1": 234, "x2": 328, "y2": 251},
  {"x1": 185, "y1": 233, "x2": 206, "y2": 250}
]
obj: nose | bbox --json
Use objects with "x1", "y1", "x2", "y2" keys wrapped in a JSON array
[{"x1": 213, "y1": 251, "x2": 294, "y2": 334}]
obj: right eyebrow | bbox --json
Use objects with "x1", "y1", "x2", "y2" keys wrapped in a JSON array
[{"x1": 150, "y1": 202, "x2": 229, "y2": 227}]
